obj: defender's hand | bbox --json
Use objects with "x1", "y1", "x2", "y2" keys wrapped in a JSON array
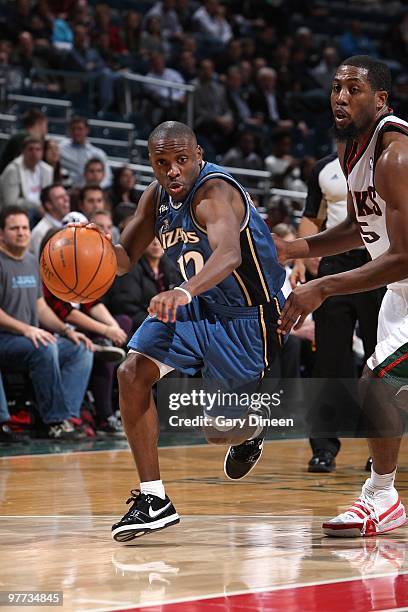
[
  {"x1": 278, "y1": 280, "x2": 325, "y2": 335},
  {"x1": 148, "y1": 289, "x2": 190, "y2": 323},
  {"x1": 272, "y1": 233, "x2": 290, "y2": 265}
]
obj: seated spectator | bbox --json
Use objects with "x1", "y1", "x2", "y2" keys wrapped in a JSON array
[
  {"x1": 112, "y1": 202, "x2": 137, "y2": 232},
  {"x1": 29, "y1": 184, "x2": 70, "y2": 258},
  {"x1": 311, "y1": 46, "x2": 340, "y2": 93},
  {"x1": 110, "y1": 166, "x2": 139, "y2": 210},
  {"x1": 193, "y1": 58, "x2": 234, "y2": 156},
  {"x1": 77, "y1": 185, "x2": 106, "y2": 219},
  {"x1": 105, "y1": 237, "x2": 182, "y2": 334},
  {"x1": 144, "y1": 0, "x2": 183, "y2": 42},
  {"x1": 59, "y1": 116, "x2": 112, "y2": 188},
  {"x1": 140, "y1": 15, "x2": 169, "y2": 58},
  {"x1": 221, "y1": 131, "x2": 264, "y2": 189},
  {"x1": 43, "y1": 139, "x2": 73, "y2": 189},
  {"x1": 120, "y1": 11, "x2": 142, "y2": 54},
  {"x1": 265, "y1": 130, "x2": 306, "y2": 194},
  {"x1": 192, "y1": 0, "x2": 232, "y2": 46},
  {"x1": 65, "y1": 24, "x2": 120, "y2": 112},
  {"x1": 52, "y1": 15, "x2": 74, "y2": 50},
  {"x1": 177, "y1": 49, "x2": 198, "y2": 83},
  {"x1": 39, "y1": 229, "x2": 131, "y2": 437},
  {"x1": 0, "y1": 109, "x2": 48, "y2": 174},
  {"x1": 249, "y1": 67, "x2": 291, "y2": 129},
  {"x1": 89, "y1": 209, "x2": 120, "y2": 244},
  {"x1": 0, "y1": 137, "x2": 53, "y2": 226},
  {"x1": 225, "y1": 66, "x2": 263, "y2": 131},
  {"x1": 339, "y1": 21, "x2": 377, "y2": 59},
  {"x1": 84, "y1": 157, "x2": 105, "y2": 187},
  {"x1": 0, "y1": 206, "x2": 93, "y2": 440},
  {"x1": 144, "y1": 52, "x2": 186, "y2": 123},
  {"x1": 93, "y1": 4, "x2": 126, "y2": 55}
]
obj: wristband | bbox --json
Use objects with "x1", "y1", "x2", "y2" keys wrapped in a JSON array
[{"x1": 174, "y1": 286, "x2": 192, "y2": 303}]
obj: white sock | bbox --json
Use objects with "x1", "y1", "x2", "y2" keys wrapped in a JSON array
[
  {"x1": 140, "y1": 479, "x2": 166, "y2": 500},
  {"x1": 368, "y1": 467, "x2": 396, "y2": 492}
]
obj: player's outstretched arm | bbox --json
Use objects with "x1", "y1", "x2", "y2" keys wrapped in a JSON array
[
  {"x1": 117, "y1": 182, "x2": 157, "y2": 274},
  {"x1": 276, "y1": 192, "x2": 362, "y2": 264},
  {"x1": 278, "y1": 137, "x2": 408, "y2": 335}
]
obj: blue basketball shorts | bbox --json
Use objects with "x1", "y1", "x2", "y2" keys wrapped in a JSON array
[{"x1": 127, "y1": 296, "x2": 283, "y2": 382}]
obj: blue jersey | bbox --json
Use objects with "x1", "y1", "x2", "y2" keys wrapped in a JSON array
[{"x1": 154, "y1": 161, "x2": 285, "y2": 308}]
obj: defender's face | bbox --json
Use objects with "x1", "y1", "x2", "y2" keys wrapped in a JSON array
[
  {"x1": 331, "y1": 65, "x2": 383, "y2": 138},
  {"x1": 149, "y1": 139, "x2": 202, "y2": 202}
]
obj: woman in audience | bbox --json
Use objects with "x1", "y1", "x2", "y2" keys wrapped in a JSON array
[
  {"x1": 43, "y1": 138, "x2": 72, "y2": 189},
  {"x1": 110, "y1": 166, "x2": 139, "y2": 210}
]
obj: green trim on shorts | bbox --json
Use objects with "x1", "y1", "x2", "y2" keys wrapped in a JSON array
[{"x1": 372, "y1": 341, "x2": 408, "y2": 383}]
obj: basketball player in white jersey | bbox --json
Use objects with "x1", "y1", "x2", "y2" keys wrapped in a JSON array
[{"x1": 275, "y1": 55, "x2": 408, "y2": 537}]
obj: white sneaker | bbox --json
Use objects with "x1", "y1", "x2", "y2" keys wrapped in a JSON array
[{"x1": 322, "y1": 479, "x2": 407, "y2": 537}]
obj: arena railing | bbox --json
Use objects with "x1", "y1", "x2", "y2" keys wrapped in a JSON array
[{"x1": 121, "y1": 72, "x2": 196, "y2": 127}]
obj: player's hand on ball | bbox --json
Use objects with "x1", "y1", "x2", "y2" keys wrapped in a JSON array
[
  {"x1": 278, "y1": 280, "x2": 325, "y2": 335},
  {"x1": 66, "y1": 222, "x2": 112, "y2": 242},
  {"x1": 149, "y1": 289, "x2": 190, "y2": 323}
]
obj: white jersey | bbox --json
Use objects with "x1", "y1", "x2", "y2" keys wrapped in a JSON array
[{"x1": 346, "y1": 114, "x2": 408, "y2": 289}]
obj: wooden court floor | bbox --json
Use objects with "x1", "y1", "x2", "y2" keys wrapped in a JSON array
[{"x1": 0, "y1": 438, "x2": 407, "y2": 612}]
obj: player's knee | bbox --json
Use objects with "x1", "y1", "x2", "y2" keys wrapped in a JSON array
[{"x1": 118, "y1": 353, "x2": 158, "y2": 392}]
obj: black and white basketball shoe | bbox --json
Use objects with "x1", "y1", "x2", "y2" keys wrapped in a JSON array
[{"x1": 112, "y1": 489, "x2": 180, "y2": 542}]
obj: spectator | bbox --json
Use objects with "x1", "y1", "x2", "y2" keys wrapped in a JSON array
[
  {"x1": 84, "y1": 157, "x2": 105, "y2": 187},
  {"x1": 0, "y1": 109, "x2": 48, "y2": 174},
  {"x1": 89, "y1": 209, "x2": 119, "y2": 244},
  {"x1": 177, "y1": 49, "x2": 198, "y2": 83},
  {"x1": 112, "y1": 202, "x2": 137, "y2": 232},
  {"x1": 29, "y1": 184, "x2": 70, "y2": 258},
  {"x1": 144, "y1": 52, "x2": 186, "y2": 123},
  {"x1": 221, "y1": 131, "x2": 264, "y2": 189},
  {"x1": 59, "y1": 116, "x2": 112, "y2": 188},
  {"x1": 140, "y1": 15, "x2": 168, "y2": 58},
  {"x1": 93, "y1": 4, "x2": 126, "y2": 54},
  {"x1": 193, "y1": 58, "x2": 233, "y2": 156},
  {"x1": 110, "y1": 166, "x2": 139, "y2": 210},
  {"x1": 249, "y1": 67, "x2": 291, "y2": 129},
  {"x1": 0, "y1": 137, "x2": 53, "y2": 225},
  {"x1": 144, "y1": 0, "x2": 183, "y2": 42},
  {"x1": 121, "y1": 11, "x2": 142, "y2": 54},
  {"x1": 105, "y1": 237, "x2": 182, "y2": 334},
  {"x1": 339, "y1": 21, "x2": 377, "y2": 58},
  {"x1": 66, "y1": 24, "x2": 119, "y2": 112},
  {"x1": 0, "y1": 206, "x2": 93, "y2": 440},
  {"x1": 77, "y1": 185, "x2": 106, "y2": 219},
  {"x1": 192, "y1": 0, "x2": 233, "y2": 46},
  {"x1": 43, "y1": 139, "x2": 72, "y2": 189},
  {"x1": 264, "y1": 130, "x2": 306, "y2": 193},
  {"x1": 311, "y1": 46, "x2": 340, "y2": 93},
  {"x1": 225, "y1": 66, "x2": 261, "y2": 130}
]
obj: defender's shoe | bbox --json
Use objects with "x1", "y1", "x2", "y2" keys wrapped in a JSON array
[
  {"x1": 112, "y1": 489, "x2": 180, "y2": 542},
  {"x1": 322, "y1": 480, "x2": 407, "y2": 537},
  {"x1": 308, "y1": 450, "x2": 336, "y2": 473},
  {"x1": 224, "y1": 436, "x2": 264, "y2": 480}
]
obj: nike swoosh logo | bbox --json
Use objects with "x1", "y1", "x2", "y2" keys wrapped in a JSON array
[
  {"x1": 149, "y1": 502, "x2": 171, "y2": 518},
  {"x1": 396, "y1": 385, "x2": 408, "y2": 396}
]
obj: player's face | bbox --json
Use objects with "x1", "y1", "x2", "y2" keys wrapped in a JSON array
[
  {"x1": 149, "y1": 138, "x2": 202, "y2": 202},
  {"x1": 331, "y1": 65, "x2": 386, "y2": 141},
  {"x1": 0, "y1": 214, "x2": 30, "y2": 252}
]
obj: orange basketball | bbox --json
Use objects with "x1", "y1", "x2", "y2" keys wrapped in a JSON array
[{"x1": 40, "y1": 226, "x2": 117, "y2": 303}]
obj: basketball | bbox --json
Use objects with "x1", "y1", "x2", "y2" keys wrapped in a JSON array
[{"x1": 40, "y1": 226, "x2": 117, "y2": 303}]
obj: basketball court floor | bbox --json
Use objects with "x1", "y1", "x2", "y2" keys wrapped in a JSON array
[{"x1": 0, "y1": 437, "x2": 407, "y2": 611}]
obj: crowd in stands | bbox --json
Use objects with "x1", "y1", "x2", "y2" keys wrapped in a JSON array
[{"x1": 0, "y1": 0, "x2": 407, "y2": 447}]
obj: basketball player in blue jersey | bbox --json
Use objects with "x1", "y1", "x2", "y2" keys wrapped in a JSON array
[
  {"x1": 109, "y1": 121, "x2": 286, "y2": 542},
  {"x1": 276, "y1": 56, "x2": 408, "y2": 537}
]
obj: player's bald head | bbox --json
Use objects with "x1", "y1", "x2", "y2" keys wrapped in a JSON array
[{"x1": 148, "y1": 121, "x2": 197, "y2": 150}]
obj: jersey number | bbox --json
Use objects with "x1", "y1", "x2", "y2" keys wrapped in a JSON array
[
  {"x1": 358, "y1": 221, "x2": 380, "y2": 244},
  {"x1": 177, "y1": 251, "x2": 205, "y2": 281}
]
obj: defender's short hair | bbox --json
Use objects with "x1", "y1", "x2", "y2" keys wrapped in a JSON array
[
  {"x1": 340, "y1": 55, "x2": 392, "y2": 94},
  {"x1": 148, "y1": 121, "x2": 197, "y2": 148}
]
